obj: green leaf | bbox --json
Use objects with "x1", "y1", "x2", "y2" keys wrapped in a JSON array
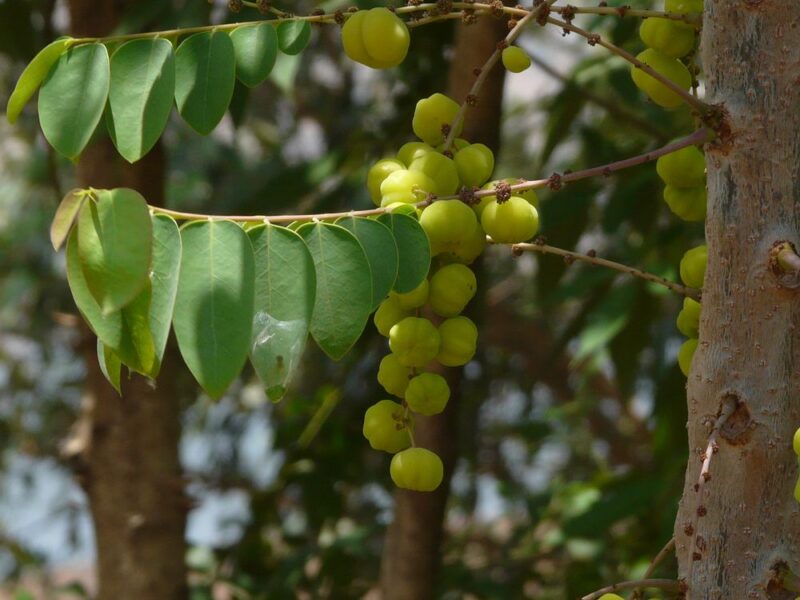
[
  {"x1": 173, "y1": 220, "x2": 255, "y2": 399},
  {"x1": 149, "y1": 215, "x2": 182, "y2": 367},
  {"x1": 118, "y1": 282, "x2": 157, "y2": 376},
  {"x1": 277, "y1": 21, "x2": 311, "y2": 56},
  {"x1": 377, "y1": 213, "x2": 430, "y2": 294},
  {"x1": 174, "y1": 31, "x2": 236, "y2": 135},
  {"x1": 336, "y1": 216, "x2": 398, "y2": 309},
  {"x1": 230, "y1": 23, "x2": 278, "y2": 88},
  {"x1": 297, "y1": 222, "x2": 372, "y2": 360},
  {"x1": 575, "y1": 284, "x2": 636, "y2": 361},
  {"x1": 6, "y1": 37, "x2": 72, "y2": 124},
  {"x1": 247, "y1": 224, "x2": 315, "y2": 401},
  {"x1": 50, "y1": 188, "x2": 88, "y2": 251},
  {"x1": 38, "y1": 43, "x2": 109, "y2": 159},
  {"x1": 77, "y1": 188, "x2": 153, "y2": 314},
  {"x1": 67, "y1": 229, "x2": 123, "y2": 351},
  {"x1": 107, "y1": 38, "x2": 175, "y2": 163}
]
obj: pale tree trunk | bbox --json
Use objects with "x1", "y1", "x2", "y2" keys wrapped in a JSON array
[
  {"x1": 675, "y1": 2, "x2": 800, "y2": 597},
  {"x1": 379, "y1": 18, "x2": 507, "y2": 600},
  {"x1": 63, "y1": 2, "x2": 189, "y2": 598}
]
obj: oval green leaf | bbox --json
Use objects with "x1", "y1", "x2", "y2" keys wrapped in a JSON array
[
  {"x1": 173, "y1": 220, "x2": 255, "y2": 399},
  {"x1": 277, "y1": 21, "x2": 311, "y2": 56},
  {"x1": 248, "y1": 224, "x2": 316, "y2": 401},
  {"x1": 230, "y1": 23, "x2": 278, "y2": 88},
  {"x1": 107, "y1": 38, "x2": 175, "y2": 163},
  {"x1": 6, "y1": 37, "x2": 72, "y2": 124},
  {"x1": 118, "y1": 280, "x2": 157, "y2": 376},
  {"x1": 149, "y1": 215, "x2": 182, "y2": 369},
  {"x1": 297, "y1": 222, "x2": 372, "y2": 361},
  {"x1": 50, "y1": 188, "x2": 88, "y2": 251},
  {"x1": 77, "y1": 188, "x2": 153, "y2": 314},
  {"x1": 97, "y1": 339, "x2": 122, "y2": 395},
  {"x1": 336, "y1": 216, "x2": 399, "y2": 310},
  {"x1": 377, "y1": 213, "x2": 431, "y2": 293},
  {"x1": 174, "y1": 31, "x2": 236, "y2": 135},
  {"x1": 38, "y1": 43, "x2": 109, "y2": 159}
]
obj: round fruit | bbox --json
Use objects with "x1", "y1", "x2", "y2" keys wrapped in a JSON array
[
  {"x1": 392, "y1": 278, "x2": 429, "y2": 310},
  {"x1": 794, "y1": 477, "x2": 800, "y2": 505},
  {"x1": 678, "y1": 338, "x2": 698, "y2": 377},
  {"x1": 374, "y1": 295, "x2": 411, "y2": 337},
  {"x1": 436, "y1": 138, "x2": 469, "y2": 152},
  {"x1": 477, "y1": 179, "x2": 538, "y2": 217},
  {"x1": 676, "y1": 297, "x2": 702, "y2": 338},
  {"x1": 438, "y1": 222, "x2": 487, "y2": 265},
  {"x1": 631, "y1": 48, "x2": 692, "y2": 109},
  {"x1": 419, "y1": 199, "x2": 479, "y2": 256},
  {"x1": 639, "y1": 17, "x2": 695, "y2": 58},
  {"x1": 342, "y1": 8, "x2": 410, "y2": 69},
  {"x1": 664, "y1": 185, "x2": 707, "y2": 221},
  {"x1": 397, "y1": 141, "x2": 434, "y2": 166},
  {"x1": 405, "y1": 372, "x2": 450, "y2": 416},
  {"x1": 656, "y1": 145, "x2": 706, "y2": 187},
  {"x1": 382, "y1": 202, "x2": 421, "y2": 218},
  {"x1": 390, "y1": 447, "x2": 444, "y2": 492},
  {"x1": 412, "y1": 93, "x2": 462, "y2": 146},
  {"x1": 793, "y1": 427, "x2": 800, "y2": 456},
  {"x1": 501, "y1": 46, "x2": 531, "y2": 73},
  {"x1": 481, "y1": 196, "x2": 539, "y2": 244},
  {"x1": 454, "y1": 143, "x2": 495, "y2": 188},
  {"x1": 362, "y1": 400, "x2": 411, "y2": 453},
  {"x1": 409, "y1": 152, "x2": 460, "y2": 195},
  {"x1": 367, "y1": 158, "x2": 404, "y2": 205},
  {"x1": 680, "y1": 244, "x2": 708, "y2": 288},
  {"x1": 598, "y1": 595, "x2": 624, "y2": 600},
  {"x1": 379, "y1": 169, "x2": 437, "y2": 206},
  {"x1": 437, "y1": 316, "x2": 478, "y2": 367},
  {"x1": 389, "y1": 317, "x2": 441, "y2": 367},
  {"x1": 429, "y1": 264, "x2": 477, "y2": 317},
  {"x1": 377, "y1": 353, "x2": 412, "y2": 397}
]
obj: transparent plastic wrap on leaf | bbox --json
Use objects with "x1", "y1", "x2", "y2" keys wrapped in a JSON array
[{"x1": 250, "y1": 312, "x2": 308, "y2": 402}]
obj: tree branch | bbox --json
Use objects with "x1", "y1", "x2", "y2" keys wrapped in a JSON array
[{"x1": 632, "y1": 537, "x2": 676, "y2": 600}]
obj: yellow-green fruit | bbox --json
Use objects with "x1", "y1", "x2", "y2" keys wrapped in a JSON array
[
  {"x1": 374, "y1": 295, "x2": 411, "y2": 337},
  {"x1": 794, "y1": 478, "x2": 800, "y2": 505},
  {"x1": 501, "y1": 46, "x2": 531, "y2": 73},
  {"x1": 656, "y1": 145, "x2": 706, "y2": 187},
  {"x1": 390, "y1": 447, "x2": 444, "y2": 491},
  {"x1": 382, "y1": 202, "x2": 420, "y2": 218},
  {"x1": 412, "y1": 93, "x2": 462, "y2": 146},
  {"x1": 477, "y1": 179, "x2": 539, "y2": 217},
  {"x1": 665, "y1": 0, "x2": 704, "y2": 14},
  {"x1": 368, "y1": 158, "x2": 405, "y2": 205},
  {"x1": 436, "y1": 138, "x2": 470, "y2": 152},
  {"x1": 437, "y1": 316, "x2": 478, "y2": 367},
  {"x1": 676, "y1": 297, "x2": 702, "y2": 338},
  {"x1": 377, "y1": 353, "x2": 412, "y2": 397},
  {"x1": 439, "y1": 222, "x2": 487, "y2": 265},
  {"x1": 379, "y1": 169, "x2": 437, "y2": 206},
  {"x1": 481, "y1": 196, "x2": 539, "y2": 244},
  {"x1": 454, "y1": 143, "x2": 495, "y2": 188},
  {"x1": 680, "y1": 244, "x2": 708, "y2": 288},
  {"x1": 598, "y1": 595, "x2": 625, "y2": 600},
  {"x1": 405, "y1": 372, "x2": 450, "y2": 416},
  {"x1": 631, "y1": 48, "x2": 692, "y2": 109},
  {"x1": 419, "y1": 199, "x2": 479, "y2": 256},
  {"x1": 429, "y1": 263, "x2": 477, "y2": 317},
  {"x1": 362, "y1": 400, "x2": 411, "y2": 453},
  {"x1": 793, "y1": 427, "x2": 800, "y2": 456},
  {"x1": 397, "y1": 141, "x2": 434, "y2": 166},
  {"x1": 392, "y1": 278, "x2": 429, "y2": 310},
  {"x1": 409, "y1": 152, "x2": 460, "y2": 195},
  {"x1": 664, "y1": 185, "x2": 707, "y2": 222},
  {"x1": 389, "y1": 317, "x2": 441, "y2": 367},
  {"x1": 639, "y1": 17, "x2": 696, "y2": 58},
  {"x1": 678, "y1": 338, "x2": 698, "y2": 377},
  {"x1": 342, "y1": 8, "x2": 410, "y2": 69}
]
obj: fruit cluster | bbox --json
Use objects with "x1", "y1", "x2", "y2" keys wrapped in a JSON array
[
  {"x1": 341, "y1": 8, "x2": 410, "y2": 69},
  {"x1": 677, "y1": 244, "x2": 706, "y2": 376},
  {"x1": 656, "y1": 144, "x2": 707, "y2": 222},
  {"x1": 630, "y1": 0, "x2": 702, "y2": 108},
  {"x1": 363, "y1": 93, "x2": 541, "y2": 492}
]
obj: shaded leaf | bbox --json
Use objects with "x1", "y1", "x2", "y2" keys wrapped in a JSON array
[
  {"x1": 6, "y1": 37, "x2": 72, "y2": 124},
  {"x1": 50, "y1": 188, "x2": 87, "y2": 251},
  {"x1": 377, "y1": 213, "x2": 430, "y2": 293},
  {"x1": 231, "y1": 23, "x2": 278, "y2": 88},
  {"x1": 149, "y1": 215, "x2": 182, "y2": 367},
  {"x1": 336, "y1": 216, "x2": 398, "y2": 309},
  {"x1": 574, "y1": 283, "x2": 636, "y2": 361},
  {"x1": 277, "y1": 21, "x2": 311, "y2": 56}
]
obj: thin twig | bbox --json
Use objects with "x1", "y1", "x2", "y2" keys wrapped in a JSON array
[
  {"x1": 685, "y1": 397, "x2": 739, "y2": 585},
  {"x1": 581, "y1": 578, "x2": 680, "y2": 600},
  {"x1": 632, "y1": 537, "x2": 676, "y2": 599},
  {"x1": 504, "y1": 240, "x2": 701, "y2": 300}
]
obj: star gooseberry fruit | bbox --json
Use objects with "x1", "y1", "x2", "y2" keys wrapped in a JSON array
[
  {"x1": 663, "y1": 185, "x2": 707, "y2": 222},
  {"x1": 437, "y1": 316, "x2": 478, "y2": 367},
  {"x1": 476, "y1": 179, "x2": 539, "y2": 218},
  {"x1": 412, "y1": 93, "x2": 462, "y2": 146},
  {"x1": 676, "y1": 297, "x2": 702, "y2": 338},
  {"x1": 656, "y1": 145, "x2": 706, "y2": 187},
  {"x1": 501, "y1": 46, "x2": 531, "y2": 73},
  {"x1": 390, "y1": 447, "x2": 444, "y2": 492},
  {"x1": 678, "y1": 338, "x2": 698, "y2": 377},
  {"x1": 362, "y1": 399, "x2": 411, "y2": 453},
  {"x1": 367, "y1": 158, "x2": 405, "y2": 206},
  {"x1": 396, "y1": 141, "x2": 434, "y2": 167},
  {"x1": 373, "y1": 295, "x2": 411, "y2": 337},
  {"x1": 454, "y1": 143, "x2": 495, "y2": 188},
  {"x1": 419, "y1": 199, "x2": 479, "y2": 256},
  {"x1": 680, "y1": 244, "x2": 708, "y2": 289},
  {"x1": 389, "y1": 317, "x2": 441, "y2": 368},
  {"x1": 341, "y1": 8, "x2": 410, "y2": 69},
  {"x1": 380, "y1": 169, "x2": 436, "y2": 207},
  {"x1": 391, "y1": 279, "x2": 429, "y2": 310},
  {"x1": 377, "y1": 353, "x2": 411, "y2": 398},
  {"x1": 409, "y1": 152, "x2": 460, "y2": 196},
  {"x1": 639, "y1": 17, "x2": 696, "y2": 59},
  {"x1": 428, "y1": 263, "x2": 477, "y2": 317},
  {"x1": 631, "y1": 48, "x2": 692, "y2": 109},
  {"x1": 437, "y1": 221, "x2": 487, "y2": 266},
  {"x1": 481, "y1": 196, "x2": 539, "y2": 244},
  {"x1": 405, "y1": 372, "x2": 450, "y2": 416}
]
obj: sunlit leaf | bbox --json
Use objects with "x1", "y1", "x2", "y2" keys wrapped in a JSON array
[
  {"x1": 377, "y1": 213, "x2": 430, "y2": 293},
  {"x1": 149, "y1": 215, "x2": 182, "y2": 367},
  {"x1": 6, "y1": 37, "x2": 72, "y2": 124},
  {"x1": 50, "y1": 188, "x2": 87, "y2": 251}
]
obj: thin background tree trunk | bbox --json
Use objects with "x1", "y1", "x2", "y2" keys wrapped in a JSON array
[
  {"x1": 379, "y1": 17, "x2": 508, "y2": 600},
  {"x1": 675, "y1": 1, "x2": 800, "y2": 597},
  {"x1": 65, "y1": 2, "x2": 188, "y2": 598}
]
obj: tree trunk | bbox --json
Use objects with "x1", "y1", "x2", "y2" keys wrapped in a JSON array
[
  {"x1": 64, "y1": 2, "x2": 188, "y2": 598},
  {"x1": 675, "y1": 2, "x2": 800, "y2": 597},
  {"x1": 379, "y1": 19, "x2": 507, "y2": 600}
]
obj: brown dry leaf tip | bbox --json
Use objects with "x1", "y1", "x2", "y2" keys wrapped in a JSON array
[
  {"x1": 257, "y1": 0, "x2": 270, "y2": 14},
  {"x1": 547, "y1": 172, "x2": 563, "y2": 191},
  {"x1": 489, "y1": 0, "x2": 505, "y2": 17},
  {"x1": 587, "y1": 249, "x2": 597, "y2": 258},
  {"x1": 334, "y1": 10, "x2": 345, "y2": 24},
  {"x1": 494, "y1": 180, "x2": 512, "y2": 203},
  {"x1": 228, "y1": 0, "x2": 243, "y2": 13},
  {"x1": 466, "y1": 94, "x2": 478, "y2": 106},
  {"x1": 437, "y1": 0, "x2": 453, "y2": 13},
  {"x1": 587, "y1": 33, "x2": 601, "y2": 46}
]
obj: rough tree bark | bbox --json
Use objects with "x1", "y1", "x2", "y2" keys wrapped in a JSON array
[
  {"x1": 675, "y1": 2, "x2": 800, "y2": 597},
  {"x1": 379, "y1": 18, "x2": 507, "y2": 600},
  {"x1": 64, "y1": 2, "x2": 188, "y2": 598}
]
